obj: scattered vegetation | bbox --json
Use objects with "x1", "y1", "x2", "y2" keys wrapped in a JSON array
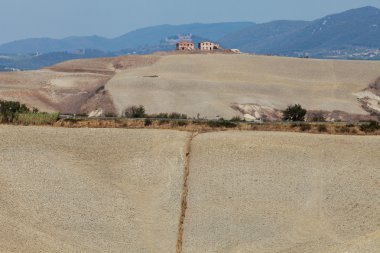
[
  {"x1": 105, "y1": 113, "x2": 117, "y2": 117},
  {"x1": 158, "y1": 119, "x2": 170, "y2": 125},
  {"x1": 318, "y1": 125, "x2": 328, "y2": 132},
  {"x1": 299, "y1": 123, "x2": 312, "y2": 132},
  {"x1": 0, "y1": 100, "x2": 29, "y2": 123},
  {"x1": 177, "y1": 121, "x2": 188, "y2": 127},
  {"x1": 124, "y1": 105, "x2": 146, "y2": 118},
  {"x1": 291, "y1": 123, "x2": 303, "y2": 128},
  {"x1": 151, "y1": 112, "x2": 188, "y2": 119},
  {"x1": 124, "y1": 106, "x2": 188, "y2": 120},
  {"x1": 360, "y1": 120, "x2": 380, "y2": 133},
  {"x1": 337, "y1": 125, "x2": 351, "y2": 134},
  {"x1": 16, "y1": 112, "x2": 60, "y2": 125},
  {"x1": 207, "y1": 119, "x2": 237, "y2": 128},
  {"x1": 230, "y1": 116, "x2": 243, "y2": 122},
  {"x1": 0, "y1": 100, "x2": 59, "y2": 125},
  {"x1": 308, "y1": 111, "x2": 326, "y2": 122},
  {"x1": 144, "y1": 118, "x2": 152, "y2": 126},
  {"x1": 282, "y1": 104, "x2": 307, "y2": 122}
]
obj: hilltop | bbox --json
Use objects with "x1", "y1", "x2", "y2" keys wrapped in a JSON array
[{"x1": 0, "y1": 53, "x2": 379, "y2": 121}]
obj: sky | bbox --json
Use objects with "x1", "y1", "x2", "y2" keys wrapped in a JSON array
[{"x1": 1, "y1": 0, "x2": 380, "y2": 44}]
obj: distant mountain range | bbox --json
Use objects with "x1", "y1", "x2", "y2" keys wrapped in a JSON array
[
  {"x1": 0, "y1": 22, "x2": 254, "y2": 55},
  {"x1": 220, "y1": 6, "x2": 380, "y2": 58},
  {"x1": 1, "y1": 6, "x2": 380, "y2": 71}
]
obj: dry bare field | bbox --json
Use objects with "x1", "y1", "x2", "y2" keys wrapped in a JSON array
[
  {"x1": 183, "y1": 131, "x2": 380, "y2": 253},
  {"x1": 107, "y1": 54, "x2": 380, "y2": 118},
  {"x1": 0, "y1": 126, "x2": 379, "y2": 253},
  {"x1": 1, "y1": 53, "x2": 380, "y2": 119},
  {"x1": 0, "y1": 126, "x2": 189, "y2": 253},
  {"x1": 0, "y1": 55, "x2": 159, "y2": 115}
]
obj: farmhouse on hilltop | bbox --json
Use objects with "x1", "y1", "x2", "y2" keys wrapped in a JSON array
[
  {"x1": 199, "y1": 41, "x2": 220, "y2": 51},
  {"x1": 176, "y1": 40, "x2": 221, "y2": 51},
  {"x1": 176, "y1": 41, "x2": 195, "y2": 51}
]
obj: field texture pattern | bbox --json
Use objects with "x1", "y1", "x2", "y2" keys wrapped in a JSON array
[{"x1": 0, "y1": 127, "x2": 379, "y2": 252}]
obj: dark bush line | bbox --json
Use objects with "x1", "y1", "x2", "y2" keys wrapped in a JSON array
[
  {"x1": 124, "y1": 105, "x2": 188, "y2": 120},
  {"x1": 124, "y1": 105, "x2": 146, "y2": 118},
  {"x1": 360, "y1": 120, "x2": 380, "y2": 133},
  {"x1": 318, "y1": 125, "x2": 328, "y2": 132},
  {"x1": 207, "y1": 119, "x2": 237, "y2": 128}
]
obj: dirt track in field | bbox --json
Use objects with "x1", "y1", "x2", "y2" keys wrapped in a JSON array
[{"x1": 0, "y1": 126, "x2": 379, "y2": 253}]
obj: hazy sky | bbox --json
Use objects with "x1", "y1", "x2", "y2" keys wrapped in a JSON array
[{"x1": 1, "y1": 0, "x2": 380, "y2": 44}]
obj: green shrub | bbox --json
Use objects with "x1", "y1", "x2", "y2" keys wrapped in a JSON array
[
  {"x1": 144, "y1": 118, "x2": 152, "y2": 126},
  {"x1": 168, "y1": 112, "x2": 187, "y2": 119},
  {"x1": 230, "y1": 116, "x2": 243, "y2": 122},
  {"x1": 105, "y1": 113, "x2": 117, "y2": 117},
  {"x1": 207, "y1": 119, "x2": 237, "y2": 128},
  {"x1": 191, "y1": 120, "x2": 204, "y2": 125},
  {"x1": 282, "y1": 104, "x2": 307, "y2": 122},
  {"x1": 299, "y1": 123, "x2": 312, "y2": 132},
  {"x1": 338, "y1": 126, "x2": 351, "y2": 133},
  {"x1": 150, "y1": 112, "x2": 187, "y2": 119},
  {"x1": 309, "y1": 112, "x2": 326, "y2": 122},
  {"x1": 291, "y1": 123, "x2": 303, "y2": 128},
  {"x1": 317, "y1": 125, "x2": 328, "y2": 132},
  {"x1": 177, "y1": 121, "x2": 188, "y2": 127},
  {"x1": 158, "y1": 119, "x2": 170, "y2": 126},
  {"x1": 0, "y1": 100, "x2": 30, "y2": 123},
  {"x1": 158, "y1": 119, "x2": 170, "y2": 125},
  {"x1": 16, "y1": 112, "x2": 59, "y2": 125},
  {"x1": 360, "y1": 120, "x2": 380, "y2": 133},
  {"x1": 156, "y1": 113, "x2": 169, "y2": 119},
  {"x1": 124, "y1": 105, "x2": 146, "y2": 118}
]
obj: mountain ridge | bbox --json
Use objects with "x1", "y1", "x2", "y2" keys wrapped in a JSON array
[
  {"x1": 1, "y1": 6, "x2": 380, "y2": 71},
  {"x1": 0, "y1": 22, "x2": 254, "y2": 54}
]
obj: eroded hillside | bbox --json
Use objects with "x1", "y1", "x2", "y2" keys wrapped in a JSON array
[
  {"x1": 0, "y1": 55, "x2": 160, "y2": 115},
  {"x1": 0, "y1": 53, "x2": 379, "y2": 120}
]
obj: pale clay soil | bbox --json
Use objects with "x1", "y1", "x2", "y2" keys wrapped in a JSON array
[
  {"x1": 107, "y1": 54, "x2": 380, "y2": 118},
  {"x1": 1, "y1": 54, "x2": 380, "y2": 117},
  {"x1": 0, "y1": 126, "x2": 379, "y2": 252},
  {"x1": 0, "y1": 126, "x2": 189, "y2": 253}
]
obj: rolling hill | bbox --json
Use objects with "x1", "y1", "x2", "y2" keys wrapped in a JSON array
[
  {"x1": 0, "y1": 22, "x2": 254, "y2": 54},
  {"x1": 1, "y1": 53, "x2": 379, "y2": 121},
  {"x1": 1, "y1": 6, "x2": 380, "y2": 71},
  {"x1": 220, "y1": 6, "x2": 380, "y2": 58}
]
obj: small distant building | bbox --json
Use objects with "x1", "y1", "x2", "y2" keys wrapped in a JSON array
[
  {"x1": 176, "y1": 41, "x2": 195, "y2": 51},
  {"x1": 199, "y1": 41, "x2": 221, "y2": 51}
]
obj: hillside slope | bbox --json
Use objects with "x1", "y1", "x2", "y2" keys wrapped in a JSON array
[
  {"x1": 0, "y1": 55, "x2": 160, "y2": 114},
  {"x1": 1, "y1": 53, "x2": 379, "y2": 119},
  {"x1": 106, "y1": 54, "x2": 380, "y2": 119}
]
